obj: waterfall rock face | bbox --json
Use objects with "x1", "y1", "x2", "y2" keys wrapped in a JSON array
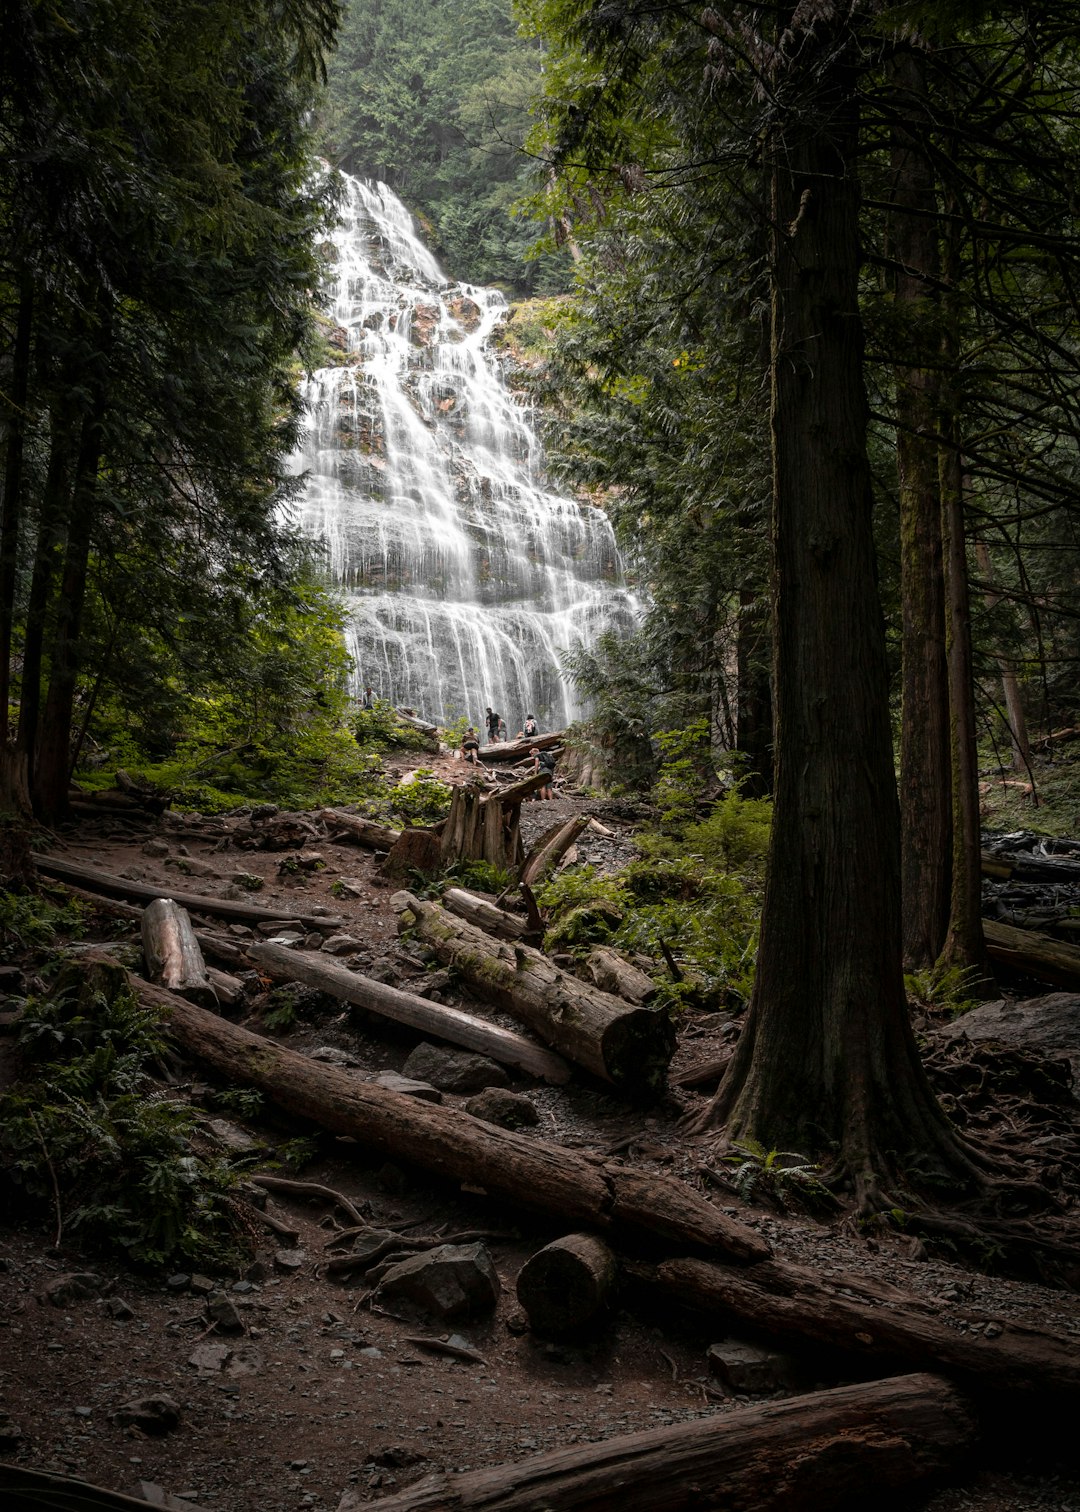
[{"x1": 291, "y1": 176, "x2": 636, "y2": 729}]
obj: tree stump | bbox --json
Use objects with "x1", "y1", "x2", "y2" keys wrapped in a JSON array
[{"x1": 516, "y1": 1233, "x2": 618, "y2": 1335}]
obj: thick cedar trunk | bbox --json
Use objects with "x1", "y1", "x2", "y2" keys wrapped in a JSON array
[
  {"x1": 890, "y1": 46, "x2": 953, "y2": 971},
  {"x1": 699, "y1": 18, "x2": 971, "y2": 1207},
  {"x1": 246, "y1": 939, "x2": 571, "y2": 1083},
  {"x1": 642, "y1": 1255, "x2": 1080, "y2": 1397},
  {"x1": 141, "y1": 898, "x2": 211, "y2": 995},
  {"x1": 734, "y1": 587, "x2": 772, "y2": 798},
  {"x1": 391, "y1": 891, "x2": 675, "y2": 1095},
  {"x1": 135, "y1": 975, "x2": 768, "y2": 1261},
  {"x1": 516, "y1": 1233, "x2": 618, "y2": 1336},
  {"x1": 369, "y1": 1374, "x2": 976, "y2": 1512},
  {"x1": 36, "y1": 854, "x2": 346, "y2": 931}
]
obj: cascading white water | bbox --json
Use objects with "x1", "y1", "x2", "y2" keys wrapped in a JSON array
[{"x1": 291, "y1": 175, "x2": 637, "y2": 730}]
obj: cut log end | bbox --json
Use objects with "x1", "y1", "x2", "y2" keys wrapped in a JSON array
[
  {"x1": 600, "y1": 1007, "x2": 676, "y2": 1097},
  {"x1": 516, "y1": 1233, "x2": 617, "y2": 1336}
]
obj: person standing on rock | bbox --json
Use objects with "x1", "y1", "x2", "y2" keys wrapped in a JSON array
[{"x1": 485, "y1": 707, "x2": 504, "y2": 743}]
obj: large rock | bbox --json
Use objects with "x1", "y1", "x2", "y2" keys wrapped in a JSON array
[
  {"x1": 112, "y1": 1395, "x2": 182, "y2": 1434},
  {"x1": 464, "y1": 1088, "x2": 539, "y2": 1129},
  {"x1": 375, "y1": 1242, "x2": 500, "y2": 1321},
  {"x1": 941, "y1": 992, "x2": 1080, "y2": 1063},
  {"x1": 401, "y1": 1043, "x2": 509, "y2": 1094}
]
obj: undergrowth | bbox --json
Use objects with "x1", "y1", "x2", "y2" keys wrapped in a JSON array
[{"x1": 0, "y1": 962, "x2": 245, "y2": 1268}]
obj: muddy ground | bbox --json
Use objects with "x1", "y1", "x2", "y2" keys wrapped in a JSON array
[{"x1": 2, "y1": 752, "x2": 1080, "y2": 1511}]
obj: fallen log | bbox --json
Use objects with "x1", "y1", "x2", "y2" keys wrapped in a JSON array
[
  {"x1": 518, "y1": 814, "x2": 589, "y2": 889},
  {"x1": 981, "y1": 849, "x2": 1080, "y2": 883},
  {"x1": 638, "y1": 1253, "x2": 1080, "y2": 1397},
  {"x1": 47, "y1": 882, "x2": 247, "y2": 967},
  {"x1": 391, "y1": 891, "x2": 675, "y2": 1096},
  {"x1": 245, "y1": 940, "x2": 571, "y2": 1084},
  {"x1": 368, "y1": 1373, "x2": 976, "y2": 1512},
  {"x1": 318, "y1": 808, "x2": 401, "y2": 850},
  {"x1": 206, "y1": 965, "x2": 245, "y2": 1007},
  {"x1": 478, "y1": 730, "x2": 564, "y2": 763},
  {"x1": 983, "y1": 918, "x2": 1080, "y2": 990},
  {"x1": 37, "y1": 855, "x2": 345, "y2": 932},
  {"x1": 441, "y1": 887, "x2": 530, "y2": 941},
  {"x1": 133, "y1": 975, "x2": 767, "y2": 1261},
  {"x1": 583, "y1": 945, "x2": 657, "y2": 1005},
  {"x1": 141, "y1": 899, "x2": 211, "y2": 996},
  {"x1": 516, "y1": 1233, "x2": 618, "y2": 1336}
]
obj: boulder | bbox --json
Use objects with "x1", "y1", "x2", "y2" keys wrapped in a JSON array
[
  {"x1": 707, "y1": 1340, "x2": 802, "y2": 1396},
  {"x1": 112, "y1": 1395, "x2": 182, "y2": 1434},
  {"x1": 375, "y1": 1242, "x2": 500, "y2": 1321},
  {"x1": 464, "y1": 1088, "x2": 539, "y2": 1129},
  {"x1": 941, "y1": 992, "x2": 1080, "y2": 1063},
  {"x1": 401, "y1": 1043, "x2": 510, "y2": 1094},
  {"x1": 371, "y1": 1071, "x2": 443, "y2": 1102},
  {"x1": 42, "y1": 1272, "x2": 101, "y2": 1307}
]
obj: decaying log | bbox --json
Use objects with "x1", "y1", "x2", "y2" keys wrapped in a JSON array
[
  {"x1": 318, "y1": 808, "x2": 401, "y2": 851},
  {"x1": 206, "y1": 966, "x2": 245, "y2": 1007},
  {"x1": 141, "y1": 898, "x2": 211, "y2": 995},
  {"x1": 439, "y1": 772, "x2": 545, "y2": 871},
  {"x1": 983, "y1": 918, "x2": 1080, "y2": 989},
  {"x1": 583, "y1": 945, "x2": 657, "y2": 1005},
  {"x1": 37, "y1": 855, "x2": 345, "y2": 931},
  {"x1": 639, "y1": 1253, "x2": 1080, "y2": 1397},
  {"x1": 133, "y1": 976, "x2": 767, "y2": 1261},
  {"x1": 391, "y1": 891, "x2": 675, "y2": 1096},
  {"x1": 441, "y1": 887, "x2": 530, "y2": 941},
  {"x1": 981, "y1": 849, "x2": 1080, "y2": 883},
  {"x1": 246, "y1": 940, "x2": 571, "y2": 1084},
  {"x1": 518, "y1": 814, "x2": 589, "y2": 889},
  {"x1": 672, "y1": 1049, "x2": 734, "y2": 1090},
  {"x1": 478, "y1": 730, "x2": 564, "y2": 763},
  {"x1": 516, "y1": 1233, "x2": 618, "y2": 1336},
  {"x1": 368, "y1": 1373, "x2": 976, "y2": 1512},
  {"x1": 50, "y1": 882, "x2": 246, "y2": 967}
]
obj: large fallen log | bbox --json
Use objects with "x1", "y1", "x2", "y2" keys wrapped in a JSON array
[
  {"x1": 318, "y1": 808, "x2": 402, "y2": 850},
  {"x1": 391, "y1": 891, "x2": 675, "y2": 1096},
  {"x1": 50, "y1": 882, "x2": 246, "y2": 966},
  {"x1": 441, "y1": 887, "x2": 531, "y2": 941},
  {"x1": 133, "y1": 975, "x2": 767, "y2": 1261},
  {"x1": 638, "y1": 1253, "x2": 1080, "y2": 1397},
  {"x1": 245, "y1": 940, "x2": 571, "y2": 1084},
  {"x1": 142, "y1": 898, "x2": 211, "y2": 995},
  {"x1": 478, "y1": 730, "x2": 564, "y2": 763},
  {"x1": 982, "y1": 918, "x2": 1080, "y2": 990},
  {"x1": 518, "y1": 813, "x2": 589, "y2": 888},
  {"x1": 368, "y1": 1373, "x2": 976, "y2": 1512},
  {"x1": 37, "y1": 855, "x2": 345, "y2": 932},
  {"x1": 583, "y1": 945, "x2": 657, "y2": 1006}
]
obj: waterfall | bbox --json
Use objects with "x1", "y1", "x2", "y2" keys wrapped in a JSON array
[{"x1": 290, "y1": 175, "x2": 636, "y2": 731}]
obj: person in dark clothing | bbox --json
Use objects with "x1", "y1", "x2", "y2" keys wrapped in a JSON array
[
  {"x1": 485, "y1": 707, "x2": 504, "y2": 742},
  {"x1": 522, "y1": 713, "x2": 539, "y2": 738},
  {"x1": 361, "y1": 686, "x2": 376, "y2": 710},
  {"x1": 531, "y1": 745, "x2": 556, "y2": 799},
  {"x1": 461, "y1": 727, "x2": 481, "y2": 765}
]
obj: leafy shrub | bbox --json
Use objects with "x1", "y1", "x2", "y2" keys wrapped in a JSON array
[
  {"x1": 351, "y1": 701, "x2": 434, "y2": 753},
  {"x1": 717, "y1": 1139, "x2": 836, "y2": 1214},
  {"x1": 0, "y1": 892, "x2": 85, "y2": 961},
  {"x1": 391, "y1": 769, "x2": 453, "y2": 825},
  {"x1": 0, "y1": 964, "x2": 243, "y2": 1267}
]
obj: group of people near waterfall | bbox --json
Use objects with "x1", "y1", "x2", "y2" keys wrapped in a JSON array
[{"x1": 460, "y1": 707, "x2": 555, "y2": 797}]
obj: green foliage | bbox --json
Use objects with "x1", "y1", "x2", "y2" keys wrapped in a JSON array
[
  {"x1": 207, "y1": 1087, "x2": 265, "y2": 1120},
  {"x1": 653, "y1": 719, "x2": 712, "y2": 831},
  {"x1": 391, "y1": 769, "x2": 453, "y2": 825},
  {"x1": 0, "y1": 892, "x2": 85, "y2": 961},
  {"x1": 1, "y1": 975, "x2": 243, "y2": 1267},
  {"x1": 441, "y1": 859, "x2": 514, "y2": 895},
  {"x1": 718, "y1": 1139, "x2": 835, "y2": 1215},
  {"x1": 351, "y1": 700, "x2": 434, "y2": 753},
  {"x1": 905, "y1": 963, "x2": 984, "y2": 1020}
]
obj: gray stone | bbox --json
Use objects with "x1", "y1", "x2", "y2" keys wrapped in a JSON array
[
  {"x1": 274, "y1": 1248, "x2": 307, "y2": 1273},
  {"x1": 256, "y1": 919, "x2": 304, "y2": 935},
  {"x1": 371, "y1": 1071, "x2": 442, "y2": 1102},
  {"x1": 401, "y1": 1043, "x2": 510, "y2": 1094},
  {"x1": 224, "y1": 1343, "x2": 264, "y2": 1378},
  {"x1": 310, "y1": 1045, "x2": 357, "y2": 1066},
  {"x1": 142, "y1": 840, "x2": 171, "y2": 859},
  {"x1": 165, "y1": 1273, "x2": 191, "y2": 1292},
  {"x1": 204, "y1": 1118, "x2": 263, "y2": 1154},
  {"x1": 265, "y1": 932, "x2": 305, "y2": 947},
  {"x1": 43, "y1": 1271, "x2": 101, "y2": 1306},
  {"x1": 137, "y1": 1483, "x2": 208, "y2": 1511},
  {"x1": 188, "y1": 1342, "x2": 230, "y2": 1375},
  {"x1": 464, "y1": 1088, "x2": 539, "y2": 1129},
  {"x1": 322, "y1": 933, "x2": 365, "y2": 955},
  {"x1": 941, "y1": 992, "x2": 1080, "y2": 1063},
  {"x1": 189, "y1": 1274, "x2": 216, "y2": 1295},
  {"x1": 375, "y1": 1242, "x2": 500, "y2": 1321},
  {"x1": 112, "y1": 1395, "x2": 182, "y2": 1435},
  {"x1": 707, "y1": 1340, "x2": 801, "y2": 1396},
  {"x1": 0, "y1": 1414, "x2": 23, "y2": 1450},
  {"x1": 332, "y1": 878, "x2": 365, "y2": 899},
  {"x1": 231, "y1": 872, "x2": 264, "y2": 891},
  {"x1": 171, "y1": 856, "x2": 220, "y2": 879},
  {"x1": 205, "y1": 1292, "x2": 245, "y2": 1333},
  {"x1": 106, "y1": 1296, "x2": 134, "y2": 1320}
]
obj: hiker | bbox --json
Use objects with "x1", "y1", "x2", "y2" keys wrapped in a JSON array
[
  {"x1": 361, "y1": 685, "x2": 376, "y2": 710},
  {"x1": 522, "y1": 713, "x2": 539, "y2": 738},
  {"x1": 461, "y1": 727, "x2": 481, "y2": 766},
  {"x1": 531, "y1": 745, "x2": 556, "y2": 800},
  {"x1": 485, "y1": 706, "x2": 504, "y2": 742}
]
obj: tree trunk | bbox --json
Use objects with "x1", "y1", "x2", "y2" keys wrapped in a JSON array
[
  {"x1": 391, "y1": 891, "x2": 675, "y2": 1096},
  {"x1": 439, "y1": 773, "x2": 544, "y2": 872},
  {"x1": 380, "y1": 826, "x2": 442, "y2": 880},
  {"x1": 141, "y1": 899, "x2": 211, "y2": 995},
  {"x1": 441, "y1": 887, "x2": 531, "y2": 941},
  {"x1": 982, "y1": 919, "x2": 1080, "y2": 990},
  {"x1": 246, "y1": 939, "x2": 571, "y2": 1083},
  {"x1": 890, "y1": 44, "x2": 953, "y2": 971},
  {"x1": 516, "y1": 1233, "x2": 618, "y2": 1336},
  {"x1": 368, "y1": 1374, "x2": 976, "y2": 1512},
  {"x1": 735, "y1": 587, "x2": 772, "y2": 798},
  {"x1": 318, "y1": 809, "x2": 401, "y2": 850},
  {"x1": 974, "y1": 540, "x2": 1032, "y2": 775},
  {"x1": 135, "y1": 975, "x2": 769, "y2": 1261},
  {"x1": 518, "y1": 814, "x2": 589, "y2": 888},
  {"x1": 0, "y1": 275, "x2": 33, "y2": 738},
  {"x1": 582, "y1": 946, "x2": 657, "y2": 1005},
  {"x1": 696, "y1": 14, "x2": 976, "y2": 1210}
]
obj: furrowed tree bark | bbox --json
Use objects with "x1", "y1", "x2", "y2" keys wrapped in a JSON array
[
  {"x1": 37, "y1": 855, "x2": 346, "y2": 931},
  {"x1": 141, "y1": 898, "x2": 211, "y2": 995},
  {"x1": 246, "y1": 940, "x2": 571, "y2": 1084},
  {"x1": 132, "y1": 975, "x2": 768, "y2": 1262},
  {"x1": 391, "y1": 891, "x2": 675, "y2": 1096},
  {"x1": 368, "y1": 1373, "x2": 976, "y2": 1512},
  {"x1": 694, "y1": 12, "x2": 982, "y2": 1210},
  {"x1": 318, "y1": 809, "x2": 401, "y2": 851},
  {"x1": 439, "y1": 774, "x2": 545, "y2": 871},
  {"x1": 516, "y1": 1233, "x2": 618, "y2": 1336},
  {"x1": 640, "y1": 1254, "x2": 1080, "y2": 1398}
]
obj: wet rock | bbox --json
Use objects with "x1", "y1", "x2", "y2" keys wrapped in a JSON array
[
  {"x1": 707, "y1": 1340, "x2": 801, "y2": 1395},
  {"x1": 371, "y1": 1071, "x2": 442, "y2": 1102},
  {"x1": 43, "y1": 1272, "x2": 101, "y2": 1306},
  {"x1": 113, "y1": 1395, "x2": 182, "y2": 1434},
  {"x1": 375, "y1": 1242, "x2": 500, "y2": 1321},
  {"x1": 401, "y1": 1043, "x2": 510, "y2": 1094},
  {"x1": 464, "y1": 1088, "x2": 539, "y2": 1129}
]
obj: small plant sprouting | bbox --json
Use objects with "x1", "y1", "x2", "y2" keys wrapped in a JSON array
[{"x1": 716, "y1": 1139, "x2": 837, "y2": 1214}]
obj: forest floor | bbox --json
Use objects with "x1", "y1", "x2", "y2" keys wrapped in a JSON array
[{"x1": 2, "y1": 747, "x2": 1080, "y2": 1511}]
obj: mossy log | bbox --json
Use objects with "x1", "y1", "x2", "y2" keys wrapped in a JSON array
[
  {"x1": 982, "y1": 918, "x2": 1080, "y2": 989},
  {"x1": 367, "y1": 1373, "x2": 976, "y2": 1512},
  {"x1": 391, "y1": 891, "x2": 675, "y2": 1096}
]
